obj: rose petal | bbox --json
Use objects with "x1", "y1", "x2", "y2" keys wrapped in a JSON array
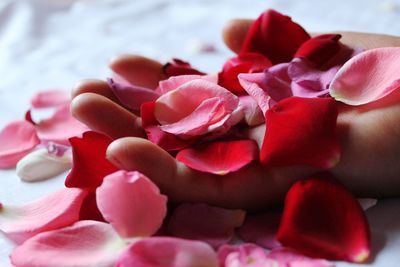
[
  {"x1": 277, "y1": 176, "x2": 371, "y2": 263},
  {"x1": 65, "y1": 131, "x2": 119, "y2": 189},
  {"x1": 79, "y1": 192, "x2": 106, "y2": 222},
  {"x1": 239, "y1": 73, "x2": 274, "y2": 114},
  {"x1": 238, "y1": 95, "x2": 265, "y2": 126},
  {"x1": 236, "y1": 211, "x2": 282, "y2": 249},
  {"x1": 158, "y1": 74, "x2": 217, "y2": 95},
  {"x1": 96, "y1": 171, "x2": 167, "y2": 238},
  {"x1": 115, "y1": 237, "x2": 218, "y2": 267},
  {"x1": 30, "y1": 90, "x2": 70, "y2": 108},
  {"x1": 261, "y1": 97, "x2": 340, "y2": 168},
  {"x1": 358, "y1": 198, "x2": 378, "y2": 211},
  {"x1": 330, "y1": 47, "x2": 400, "y2": 105},
  {"x1": 218, "y1": 243, "x2": 274, "y2": 267},
  {"x1": 167, "y1": 203, "x2": 245, "y2": 248},
  {"x1": 268, "y1": 247, "x2": 334, "y2": 267},
  {"x1": 176, "y1": 140, "x2": 259, "y2": 175},
  {"x1": 240, "y1": 9, "x2": 310, "y2": 64},
  {"x1": 16, "y1": 147, "x2": 72, "y2": 182},
  {"x1": 0, "y1": 120, "x2": 40, "y2": 168},
  {"x1": 35, "y1": 104, "x2": 89, "y2": 145},
  {"x1": 0, "y1": 188, "x2": 87, "y2": 244},
  {"x1": 11, "y1": 220, "x2": 126, "y2": 267},
  {"x1": 162, "y1": 58, "x2": 206, "y2": 77}
]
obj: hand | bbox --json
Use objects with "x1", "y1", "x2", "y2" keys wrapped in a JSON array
[{"x1": 70, "y1": 19, "x2": 400, "y2": 210}]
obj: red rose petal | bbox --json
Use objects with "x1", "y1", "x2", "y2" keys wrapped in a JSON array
[
  {"x1": 277, "y1": 175, "x2": 371, "y2": 263},
  {"x1": 78, "y1": 192, "x2": 105, "y2": 222},
  {"x1": 261, "y1": 97, "x2": 340, "y2": 168},
  {"x1": 176, "y1": 139, "x2": 259, "y2": 175},
  {"x1": 65, "y1": 131, "x2": 119, "y2": 189},
  {"x1": 162, "y1": 58, "x2": 205, "y2": 77},
  {"x1": 240, "y1": 9, "x2": 310, "y2": 64}
]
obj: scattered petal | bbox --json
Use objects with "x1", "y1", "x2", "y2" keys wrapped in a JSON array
[
  {"x1": 11, "y1": 220, "x2": 126, "y2": 267},
  {"x1": 330, "y1": 47, "x2": 400, "y2": 105},
  {"x1": 30, "y1": 90, "x2": 70, "y2": 108},
  {"x1": 158, "y1": 74, "x2": 217, "y2": 95},
  {"x1": 358, "y1": 198, "x2": 378, "y2": 211},
  {"x1": 176, "y1": 140, "x2": 258, "y2": 175},
  {"x1": 238, "y1": 95, "x2": 265, "y2": 126},
  {"x1": 268, "y1": 247, "x2": 335, "y2": 267},
  {"x1": 79, "y1": 192, "x2": 106, "y2": 222},
  {"x1": 96, "y1": 171, "x2": 167, "y2": 238},
  {"x1": 162, "y1": 58, "x2": 206, "y2": 77},
  {"x1": 0, "y1": 188, "x2": 87, "y2": 244},
  {"x1": 65, "y1": 131, "x2": 119, "y2": 189},
  {"x1": 115, "y1": 237, "x2": 218, "y2": 267},
  {"x1": 0, "y1": 120, "x2": 40, "y2": 169},
  {"x1": 218, "y1": 243, "x2": 275, "y2": 267},
  {"x1": 277, "y1": 176, "x2": 371, "y2": 262},
  {"x1": 167, "y1": 203, "x2": 245, "y2": 248},
  {"x1": 239, "y1": 73, "x2": 273, "y2": 114}
]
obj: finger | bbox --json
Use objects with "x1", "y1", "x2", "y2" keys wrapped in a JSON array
[
  {"x1": 106, "y1": 137, "x2": 312, "y2": 210},
  {"x1": 109, "y1": 54, "x2": 167, "y2": 89},
  {"x1": 71, "y1": 79, "x2": 120, "y2": 103},
  {"x1": 71, "y1": 93, "x2": 145, "y2": 139},
  {"x1": 222, "y1": 19, "x2": 253, "y2": 54}
]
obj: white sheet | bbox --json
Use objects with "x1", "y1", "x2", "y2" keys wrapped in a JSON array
[{"x1": 1, "y1": 0, "x2": 400, "y2": 266}]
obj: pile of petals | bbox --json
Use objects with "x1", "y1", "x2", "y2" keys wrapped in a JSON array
[{"x1": 4, "y1": 8, "x2": 400, "y2": 266}]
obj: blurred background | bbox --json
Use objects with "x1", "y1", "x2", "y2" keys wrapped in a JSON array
[{"x1": 1, "y1": 0, "x2": 400, "y2": 266}]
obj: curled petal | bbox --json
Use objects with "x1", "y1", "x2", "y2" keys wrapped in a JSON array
[
  {"x1": 0, "y1": 188, "x2": 87, "y2": 244},
  {"x1": 11, "y1": 220, "x2": 126, "y2": 267},
  {"x1": 162, "y1": 58, "x2": 206, "y2": 77},
  {"x1": 115, "y1": 237, "x2": 218, "y2": 267},
  {"x1": 96, "y1": 171, "x2": 167, "y2": 238},
  {"x1": 218, "y1": 244, "x2": 274, "y2": 267},
  {"x1": 0, "y1": 120, "x2": 40, "y2": 168},
  {"x1": 268, "y1": 247, "x2": 334, "y2": 267},
  {"x1": 238, "y1": 95, "x2": 264, "y2": 126},
  {"x1": 330, "y1": 47, "x2": 400, "y2": 105},
  {"x1": 277, "y1": 176, "x2": 371, "y2": 263},
  {"x1": 240, "y1": 9, "x2": 310, "y2": 64},
  {"x1": 30, "y1": 90, "x2": 70, "y2": 108},
  {"x1": 65, "y1": 131, "x2": 119, "y2": 189},
  {"x1": 16, "y1": 147, "x2": 72, "y2": 182},
  {"x1": 176, "y1": 140, "x2": 259, "y2": 175},
  {"x1": 158, "y1": 74, "x2": 217, "y2": 95},
  {"x1": 167, "y1": 203, "x2": 245, "y2": 248}
]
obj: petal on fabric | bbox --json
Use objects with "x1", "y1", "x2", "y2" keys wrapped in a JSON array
[
  {"x1": 162, "y1": 58, "x2": 206, "y2": 77},
  {"x1": 16, "y1": 147, "x2": 72, "y2": 182},
  {"x1": 294, "y1": 34, "x2": 342, "y2": 67},
  {"x1": 107, "y1": 78, "x2": 160, "y2": 111},
  {"x1": 0, "y1": 120, "x2": 40, "y2": 169},
  {"x1": 261, "y1": 97, "x2": 340, "y2": 168},
  {"x1": 158, "y1": 74, "x2": 217, "y2": 95},
  {"x1": 30, "y1": 90, "x2": 71, "y2": 108},
  {"x1": 218, "y1": 243, "x2": 275, "y2": 267},
  {"x1": 35, "y1": 104, "x2": 89, "y2": 145},
  {"x1": 11, "y1": 220, "x2": 126, "y2": 267},
  {"x1": 115, "y1": 237, "x2": 218, "y2": 267},
  {"x1": 330, "y1": 47, "x2": 400, "y2": 105},
  {"x1": 218, "y1": 53, "x2": 272, "y2": 95},
  {"x1": 268, "y1": 247, "x2": 335, "y2": 267},
  {"x1": 277, "y1": 176, "x2": 371, "y2": 263},
  {"x1": 236, "y1": 211, "x2": 282, "y2": 249},
  {"x1": 97, "y1": 171, "x2": 167, "y2": 238},
  {"x1": 238, "y1": 95, "x2": 265, "y2": 126},
  {"x1": 0, "y1": 188, "x2": 87, "y2": 244},
  {"x1": 176, "y1": 140, "x2": 259, "y2": 175},
  {"x1": 167, "y1": 203, "x2": 245, "y2": 248},
  {"x1": 240, "y1": 9, "x2": 310, "y2": 64},
  {"x1": 65, "y1": 131, "x2": 119, "y2": 189}
]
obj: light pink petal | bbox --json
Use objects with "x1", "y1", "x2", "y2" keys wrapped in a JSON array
[
  {"x1": 158, "y1": 74, "x2": 218, "y2": 94},
  {"x1": 167, "y1": 203, "x2": 245, "y2": 248},
  {"x1": 218, "y1": 244, "x2": 275, "y2": 267},
  {"x1": 115, "y1": 237, "x2": 218, "y2": 267},
  {"x1": 96, "y1": 170, "x2": 167, "y2": 238},
  {"x1": 0, "y1": 120, "x2": 40, "y2": 168},
  {"x1": 268, "y1": 248, "x2": 334, "y2": 267},
  {"x1": 0, "y1": 188, "x2": 87, "y2": 244},
  {"x1": 238, "y1": 73, "x2": 272, "y2": 114},
  {"x1": 30, "y1": 90, "x2": 70, "y2": 108},
  {"x1": 330, "y1": 47, "x2": 400, "y2": 105},
  {"x1": 36, "y1": 104, "x2": 89, "y2": 145},
  {"x1": 238, "y1": 95, "x2": 264, "y2": 126},
  {"x1": 11, "y1": 220, "x2": 126, "y2": 267}
]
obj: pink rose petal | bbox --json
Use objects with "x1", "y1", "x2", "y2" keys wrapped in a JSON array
[
  {"x1": 96, "y1": 170, "x2": 167, "y2": 238},
  {"x1": 0, "y1": 188, "x2": 87, "y2": 244},
  {"x1": 0, "y1": 120, "x2": 40, "y2": 168},
  {"x1": 11, "y1": 220, "x2": 126, "y2": 267},
  {"x1": 330, "y1": 47, "x2": 400, "y2": 105},
  {"x1": 238, "y1": 73, "x2": 272, "y2": 114},
  {"x1": 239, "y1": 95, "x2": 265, "y2": 126},
  {"x1": 218, "y1": 243, "x2": 275, "y2": 267},
  {"x1": 158, "y1": 74, "x2": 217, "y2": 94},
  {"x1": 115, "y1": 237, "x2": 218, "y2": 267},
  {"x1": 167, "y1": 203, "x2": 245, "y2": 248},
  {"x1": 176, "y1": 140, "x2": 259, "y2": 175},
  {"x1": 30, "y1": 90, "x2": 70, "y2": 108},
  {"x1": 268, "y1": 248, "x2": 335, "y2": 267}
]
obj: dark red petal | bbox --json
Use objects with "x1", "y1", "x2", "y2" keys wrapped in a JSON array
[
  {"x1": 295, "y1": 34, "x2": 342, "y2": 67},
  {"x1": 218, "y1": 53, "x2": 272, "y2": 95},
  {"x1": 162, "y1": 58, "x2": 206, "y2": 77},
  {"x1": 65, "y1": 131, "x2": 119, "y2": 189},
  {"x1": 261, "y1": 97, "x2": 340, "y2": 168},
  {"x1": 277, "y1": 175, "x2": 371, "y2": 262},
  {"x1": 79, "y1": 192, "x2": 106, "y2": 222},
  {"x1": 176, "y1": 139, "x2": 259, "y2": 175},
  {"x1": 141, "y1": 101, "x2": 193, "y2": 151},
  {"x1": 240, "y1": 9, "x2": 310, "y2": 64}
]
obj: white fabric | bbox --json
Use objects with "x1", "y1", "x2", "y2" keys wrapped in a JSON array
[{"x1": 1, "y1": 0, "x2": 400, "y2": 266}]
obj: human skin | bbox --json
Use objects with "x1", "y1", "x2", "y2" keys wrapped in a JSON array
[{"x1": 70, "y1": 19, "x2": 400, "y2": 210}]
